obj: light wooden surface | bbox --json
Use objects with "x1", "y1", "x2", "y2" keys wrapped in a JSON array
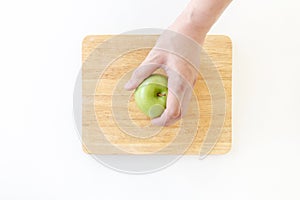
[{"x1": 82, "y1": 35, "x2": 232, "y2": 155}]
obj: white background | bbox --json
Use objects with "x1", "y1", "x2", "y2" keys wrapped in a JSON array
[{"x1": 0, "y1": 0, "x2": 300, "y2": 199}]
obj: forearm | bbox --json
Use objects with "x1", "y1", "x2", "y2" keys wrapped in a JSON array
[{"x1": 168, "y1": 0, "x2": 232, "y2": 44}]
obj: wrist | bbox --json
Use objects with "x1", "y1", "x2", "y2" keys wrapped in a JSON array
[
  {"x1": 167, "y1": 10, "x2": 210, "y2": 45},
  {"x1": 167, "y1": 22, "x2": 207, "y2": 45},
  {"x1": 168, "y1": 0, "x2": 232, "y2": 44}
]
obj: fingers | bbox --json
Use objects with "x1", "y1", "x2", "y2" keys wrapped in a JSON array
[
  {"x1": 124, "y1": 51, "x2": 165, "y2": 90},
  {"x1": 124, "y1": 46, "x2": 197, "y2": 126},
  {"x1": 151, "y1": 67, "x2": 196, "y2": 126},
  {"x1": 151, "y1": 89, "x2": 193, "y2": 126},
  {"x1": 151, "y1": 90, "x2": 183, "y2": 126}
]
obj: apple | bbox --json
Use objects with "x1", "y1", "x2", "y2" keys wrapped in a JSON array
[{"x1": 134, "y1": 74, "x2": 168, "y2": 118}]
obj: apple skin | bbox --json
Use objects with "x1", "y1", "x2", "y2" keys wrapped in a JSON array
[{"x1": 134, "y1": 74, "x2": 168, "y2": 118}]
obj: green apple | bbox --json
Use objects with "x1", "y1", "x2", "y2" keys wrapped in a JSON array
[{"x1": 134, "y1": 74, "x2": 168, "y2": 118}]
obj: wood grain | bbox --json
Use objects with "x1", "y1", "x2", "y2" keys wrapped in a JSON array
[{"x1": 82, "y1": 35, "x2": 232, "y2": 155}]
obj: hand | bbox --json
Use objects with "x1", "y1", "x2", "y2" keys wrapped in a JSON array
[
  {"x1": 124, "y1": 0, "x2": 232, "y2": 126},
  {"x1": 124, "y1": 32, "x2": 203, "y2": 126}
]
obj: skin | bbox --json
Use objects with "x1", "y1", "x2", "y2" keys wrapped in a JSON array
[{"x1": 125, "y1": 0, "x2": 232, "y2": 126}]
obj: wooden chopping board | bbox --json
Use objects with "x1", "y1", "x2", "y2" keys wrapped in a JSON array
[{"x1": 82, "y1": 35, "x2": 232, "y2": 155}]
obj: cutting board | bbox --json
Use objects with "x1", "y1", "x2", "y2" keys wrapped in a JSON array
[{"x1": 82, "y1": 35, "x2": 232, "y2": 155}]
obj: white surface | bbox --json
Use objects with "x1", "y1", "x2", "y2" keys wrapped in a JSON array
[{"x1": 0, "y1": 0, "x2": 300, "y2": 199}]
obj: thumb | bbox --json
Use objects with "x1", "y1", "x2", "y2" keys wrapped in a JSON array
[{"x1": 124, "y1": 62, "x2": 160, "y2": 90}]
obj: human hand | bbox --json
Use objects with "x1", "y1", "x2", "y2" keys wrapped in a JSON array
[
  {"x1": 124, "y1": 0, "x2": 232, "y2": 126},
  {"x1": 124, "y1": 31, "x2": 203, "y2": 126}
]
